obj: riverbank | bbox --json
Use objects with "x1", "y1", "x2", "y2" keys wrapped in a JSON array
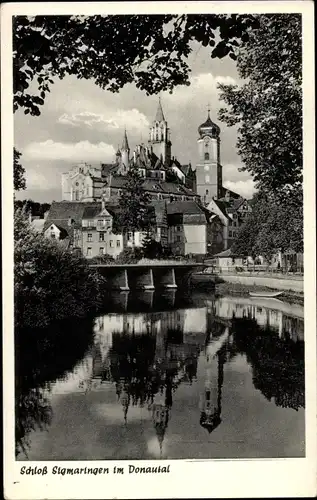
[{"x1": 215, "y1": 282, "x2": 304, "y2": 305}]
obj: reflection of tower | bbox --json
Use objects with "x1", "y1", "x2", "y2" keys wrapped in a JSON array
[
  {"x1": 116, "y1": 379, "x2": 130, "y2": 424},
  {"x1": 92, "y1": 344, "x2": 103, "y2": 379},
  {"x1": 149, "y1": 378, "x2": 172, "y2": 458},
  {"x1": 199, "y1": 351, "x2": 224, "y2": 433}
]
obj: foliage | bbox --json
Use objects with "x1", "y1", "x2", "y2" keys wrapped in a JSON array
[
  {"x1": 14, "y1": 198, "x2": 51, "y2": 217},
  {"x1": 116, "y1": 165, "x2": 153, "y2": 243},
  {"x1": 14, "y1": 209, "x2": 105, "y2": 329},
  {"x1": 142, "y1": 235, "x2": 165, "y2": 259},
  {"x1": 116, "y1": 247, "x2": 144, "y2": 264},
  {"x1": 218, "y1": 14, "x2": 302, "y2": 198},
  {"x1": 13, "y1": 14, "x2": 258, "y2": 115},
  {"x1": 90, "y1": 254, "x2": 115, "y2": 265},
  {"x1": 232, "y1": 317, "x2": 304, "y2": 411},
  {"x1": 14, "y1": 148, "x2": 26, "y2": 191},
  {"x1": 232, "y1": 191, "x2": 303, "y2": 261}
]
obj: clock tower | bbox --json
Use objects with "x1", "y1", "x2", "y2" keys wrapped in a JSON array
[{"x1": 196, "y1": 108, "x2": 222, "y2": 205}]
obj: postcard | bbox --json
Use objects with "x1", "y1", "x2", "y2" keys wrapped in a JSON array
[{"x1": 2, "y1": 1, "x2": 316, "y2": 498}]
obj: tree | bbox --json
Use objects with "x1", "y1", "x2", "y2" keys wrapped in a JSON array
[
  {"x1": 13, "y1": 14, "x2": 258, "y2": 115},
  {"x1": 218, "y1": 15, "x2": 302, "y2": 199},
  {"x1": 14, "y1": 208, "x2": 105, "y2": 328},
  {"x1": 142, "y1": 234, "x2": 164, "y2": 259},
  {"x1": 14, "y1": 199, "x2": 51, "y2": 217},
  {"x1": 116, "y1": 165, "x2": 153, "y2": 246},
  {"x1": 232, "y1": 191, "x2": 303, "y2": 266},
  {"x1": 14, "y1": 148, "x2": 26, "y2": 191}
]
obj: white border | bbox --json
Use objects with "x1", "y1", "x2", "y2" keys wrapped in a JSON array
[{"x1": 2, "y1": 2, "x2": 316, "y2": 499}]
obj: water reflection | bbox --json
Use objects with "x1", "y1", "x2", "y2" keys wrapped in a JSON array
[
  {"x1": 15, "y1": 292, "x2": 305, "y2": 460},
  {"x1": 15, "y1": 317, "x2": 95, "y2": 457}
]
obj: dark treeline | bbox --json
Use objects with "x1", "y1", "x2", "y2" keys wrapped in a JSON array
[{"x1": 14, "y1": 199, "x2": 51, "y2": 218}]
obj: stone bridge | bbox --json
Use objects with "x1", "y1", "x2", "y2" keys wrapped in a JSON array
[{"x1": 89, "y1": 260, "x2": 206, "y2": 291}]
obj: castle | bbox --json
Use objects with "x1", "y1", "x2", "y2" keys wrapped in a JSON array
[
  {"x1": 61, "y1": 99, "x2": 242, "y2": 206},
  {"x1": 43, "y1": 100, "x2": 252, "y2": 257}
]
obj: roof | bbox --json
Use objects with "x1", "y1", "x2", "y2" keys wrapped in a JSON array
[
  {"x1": 82, "y1": 205, "x2": 103, "y2": 219},
  {"x1": 44, "y1": 201, "x2": 100, "y2": 236},
  {"x1": 166, "y1": 200, "x2": 204, "y2": 215},
  {"x1": 180, "y1": 164, "x2": 193, "y2": 176},
  {"x1": 198, "y1": 111, "x2": 220, "y2": 137},
  {"x1": 101, "y1": 163, "x2": 117, "y2": 178},
  {"x1": 212, "y1": 199, "x2": 229, "y2": 219},
  {"x1": 167, "y1": 201, "x2": 207, "y2": 225},
  {"x1": 108, "y1": 176, "x2": 197, "y2": 197},
  {"x1": 31, "y1": 219, "x2": 45, "y2": 233},
  {"x1": 155, "y1": 98, "x2": 165, "y2": 122},
  {"x1": 212, "y1": 248, "x2": 244, "y2": 258},
  {"x1": 122, "y1": 129, "x2": 129, "y2": 151},
  {"x1": 44, "y1": 221, "x2": 70, "y2": 239},
  {"x1": 232, "y1": 197, "x2": 245, "y2": 210},
  {"x1": 219, "y1": 185, "x2": 241, "y2": 200}
]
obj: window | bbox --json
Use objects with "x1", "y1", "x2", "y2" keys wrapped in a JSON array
[
  {"x1": 204, "y1": 165, "x2": 209, "y2": 171},
  {"x1": 206, "y1": 189, "x2": 209, "y2": 195},
  {"x1": 205, "y1": 175, "x2": 210, "y2": 183},
  {"x1": 99, "y1": 233, "x2": 105, "y2": 241},
  {"x1": 109, "y1": 240, "x2": 114, "y2": 248},
  {"x1": 116, "y1": 240, "x2": 121, "y2": 248},
  {"x1": 128, "y1": 232, "x2": 133, "y2": 241},
  {"x1": 204, "y1": 152, "x2": 210, "y2": 161},
  {"x1": 87, "y1": 247, "x2": 92, "y2": 257},
  {"x1": 87, "y1": 233, "x2": 92, "y2": 242},
  {"x1": 99, "y1": 247, "x2": 104, "y2": 255},
  {"x1": 50, "y1": 232, "x2": 56, "y2": 239},
  {"x1": 229, "y1": 231, "x2": 232, "y2": 238},
  {"x1": 177, "y1": 235, "x2": 181, "y2": 242},
  {"x1": 176, "y1": 226, "x2": 181, "y2": 232}
]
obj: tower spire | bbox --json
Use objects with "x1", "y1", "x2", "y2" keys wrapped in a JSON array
[
  {"x1": 122, "y1": 128, "x2": 129, "y2": 151},
  {"x1": 155, "y1": 97, "x2": 165, "y2": 122},
  {"x1": 207, "y1": 102, "x2": 211, "y2": 118}
]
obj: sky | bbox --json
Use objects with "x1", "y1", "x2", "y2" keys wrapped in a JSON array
[{"x1": 14, "y1": 42, "x2": 256, "y2": 203}]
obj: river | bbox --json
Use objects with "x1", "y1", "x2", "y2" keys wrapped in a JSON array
[{"x1": 15, "y1": 290, "x2": 305, "y2": 460}]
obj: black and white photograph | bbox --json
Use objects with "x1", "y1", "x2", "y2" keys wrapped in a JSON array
[{"x1": 2, "y1": 2, "x2": 316, "y2": 499}]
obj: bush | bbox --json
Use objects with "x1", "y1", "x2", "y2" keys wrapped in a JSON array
[
  {"x1": 142, "y1": 238, "x2": 164, "y2": 259},
  {"x1": 14, "y1": 209, "x2": 106, "y2": 329},
  {"x1": 90, "y1": 254, "x2": 115, "y2": 265},
  {"x1": 116, "y1": 247, "x2": 144, "y2": 264}
]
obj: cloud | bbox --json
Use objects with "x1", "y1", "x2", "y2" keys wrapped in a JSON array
[
  {"x1": 58, "y1": 108, "x2": 149, "y2": 134},
  {"x1": 222, "y1": 163, "x2": 251, "y2": 183},
  {"x1": 23, "y1": 140, "x2": 116, "y2": 163},
  {"x1": 223, "y1": 179, "x2": 256, "y2": 199},
  {"x1": 163, "y1": 72, "x2": 237, "y2": 107},
  {"x1": 26, "y1": 166, "x2": 56, "y2": 191}
]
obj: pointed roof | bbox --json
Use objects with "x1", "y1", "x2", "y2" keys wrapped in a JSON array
[
  {"x1": 155, "y1": 98, "x2": 165, "y2": 122},
  {"x1": 122, "y1": 129, "x2": 129, "y2": 151}
]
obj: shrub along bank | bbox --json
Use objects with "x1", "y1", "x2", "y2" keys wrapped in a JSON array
[{"x1": 14, "y1": 210, "x2": 106, "y2": 329}]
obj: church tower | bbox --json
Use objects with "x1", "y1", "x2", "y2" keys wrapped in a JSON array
[
  {"x1": 196, "y1": 108, "x2": 223, "y2": 205},
  {"x1": 148, "y1": 98, "x2": 172, "y2": 167},
  {"x1": 120, "y1": 129, "x2": 130, "y2": 175}
]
